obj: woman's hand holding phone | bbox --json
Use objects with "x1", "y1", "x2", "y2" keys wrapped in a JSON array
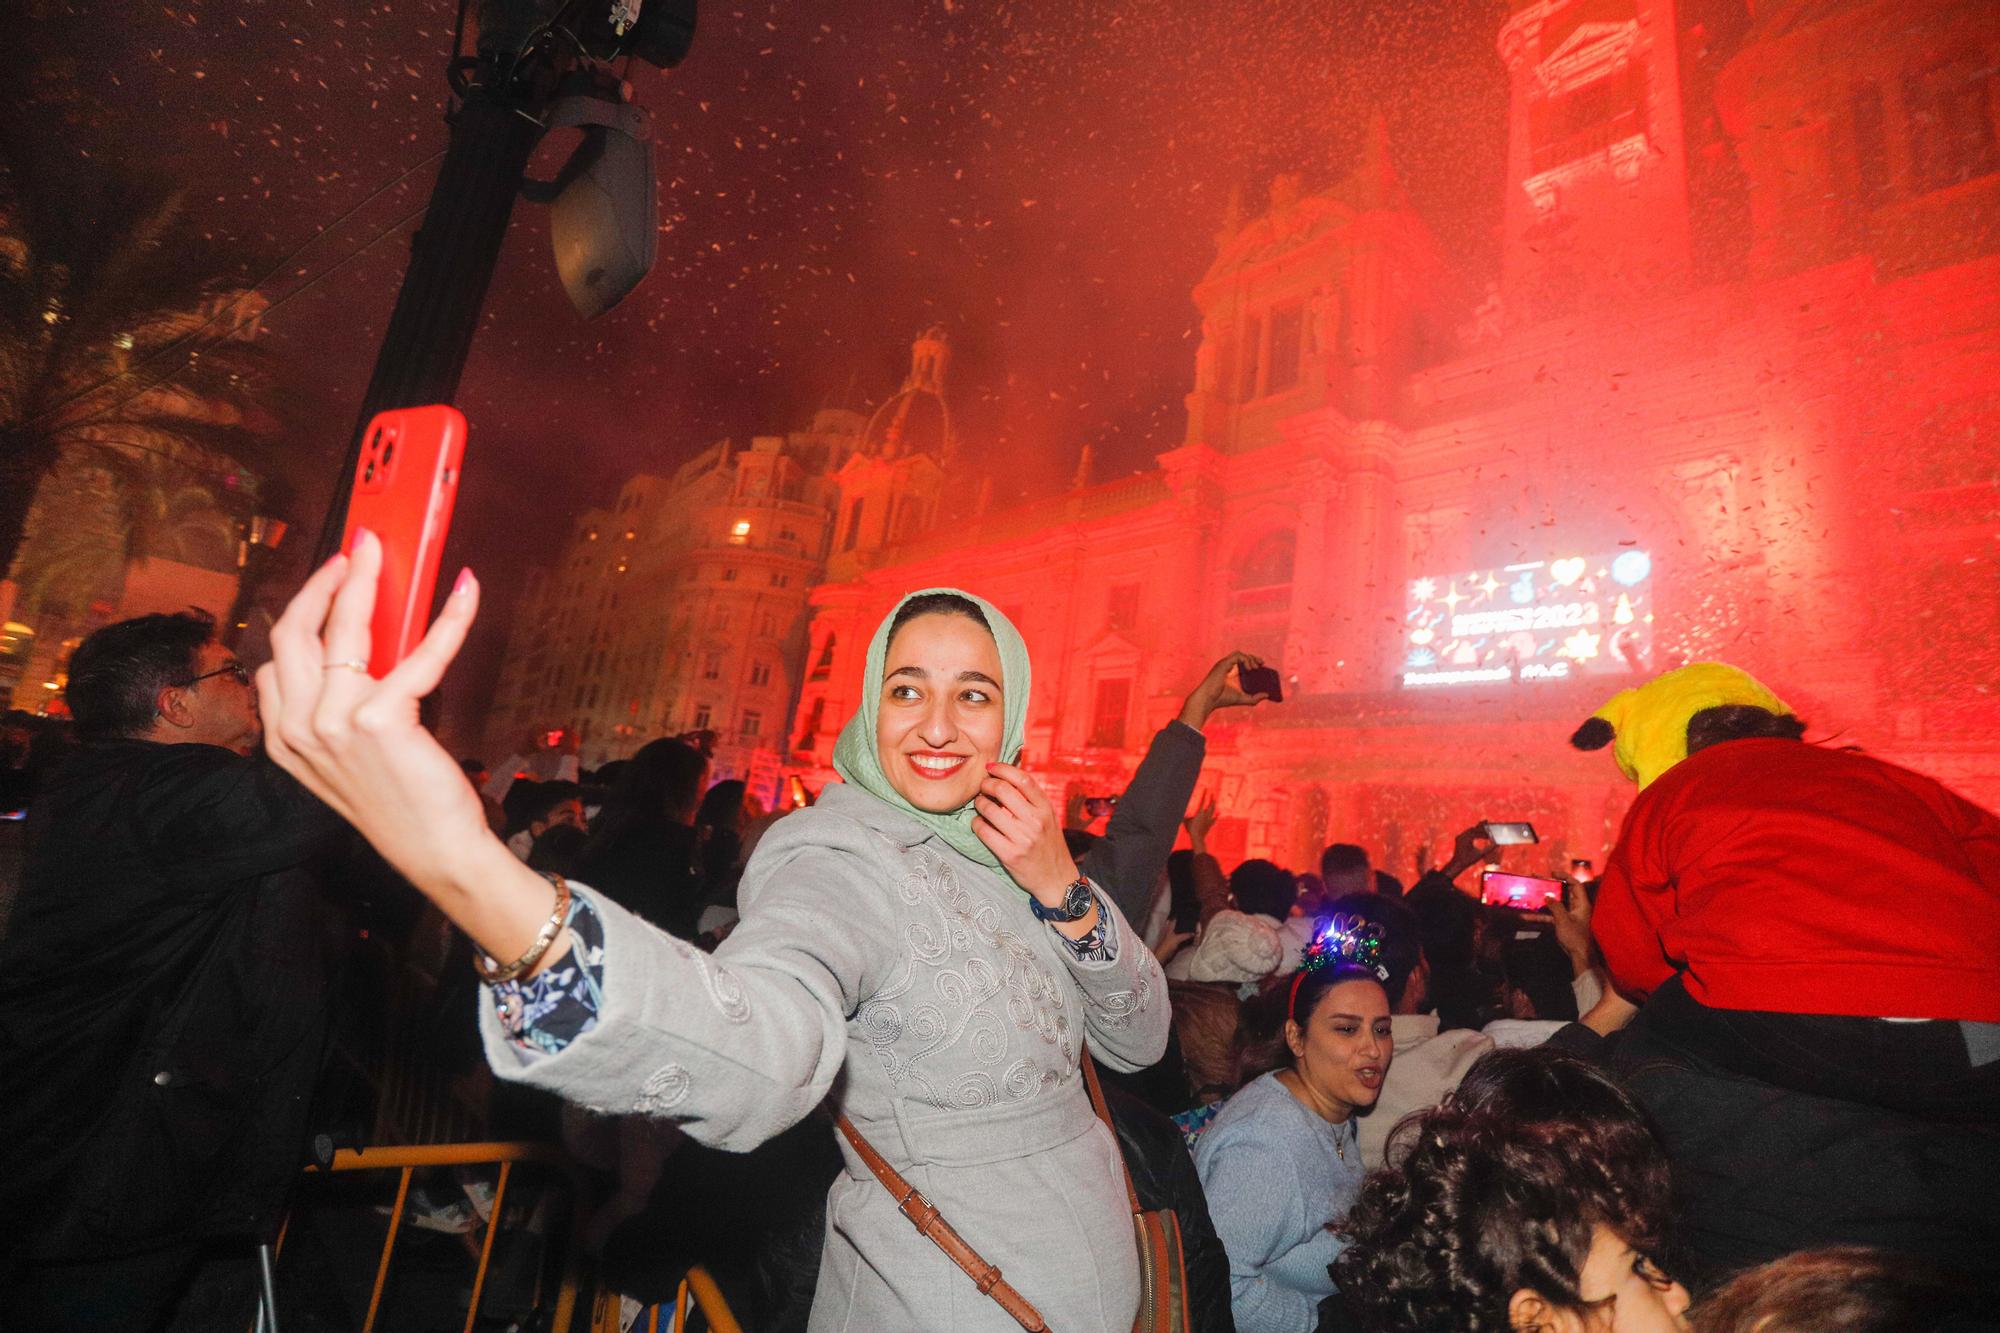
[
  {"x1": 260, "y1": 531, "x2": 565, "y2": 970},
  {"x1": 1176, "y1": 650, "x2": 1272, "y2": 729}
]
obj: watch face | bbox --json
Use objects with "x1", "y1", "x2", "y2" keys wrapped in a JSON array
[{"x1": 1063, "y1": 880, "x2": 1093, "y2": 919}]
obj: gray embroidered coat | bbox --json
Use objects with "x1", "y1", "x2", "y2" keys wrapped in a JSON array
[{"x1": 480, "y1": 782, "x2": 1171, "y2": 1331}]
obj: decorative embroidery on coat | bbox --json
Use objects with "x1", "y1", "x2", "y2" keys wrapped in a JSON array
[
  {"x1": 1091, "y1": 955, "x2": 1154, "y2": 1030},
  {"x1": 634, "y1": 1063, "x2": 692, "y2": 1114},
  {"x1": 857, "y1": 844, "x2": 1074, "y2": 1111},
  {"x1": 688, "y1": 947, "x2": 752, "y2": 1023}
]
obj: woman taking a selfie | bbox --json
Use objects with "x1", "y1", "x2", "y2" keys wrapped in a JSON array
[
  {"x1": 259, "y1": 539, "x2": 1168, "y2": 1331},
  {"x1": 1194, "y1": 919, "x2": 1396, "y2": 1333}
]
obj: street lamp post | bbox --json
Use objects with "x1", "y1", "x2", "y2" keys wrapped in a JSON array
[{"x1": 312, "y1": 0, "x2": 696, "y2": 563}]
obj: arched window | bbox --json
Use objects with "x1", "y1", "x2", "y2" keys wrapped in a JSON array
[{"x1": 1231, "y1": 530, "x2": 1295, "y2": 610}]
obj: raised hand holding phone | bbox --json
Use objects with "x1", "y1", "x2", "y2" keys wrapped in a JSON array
[
  {"x1": 339, "y1": 405, "x2": 466, "y2": 678},
  {"x1": 259, "y1": 532, "x2": 563, "y2": 973}
]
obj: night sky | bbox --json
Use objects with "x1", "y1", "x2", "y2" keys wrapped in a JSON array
[{"x1": 6, "y1": 0, "x2": 1510, "y2": 743}]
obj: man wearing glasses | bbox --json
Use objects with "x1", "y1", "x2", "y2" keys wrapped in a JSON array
[{"x1": 0, "y1": 609, "x2": 347, "y2": 1330}]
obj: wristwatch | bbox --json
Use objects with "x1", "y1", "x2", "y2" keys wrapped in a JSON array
[{"x1": 1030, "y1": 877, "x2": 1096, "y2": 924}]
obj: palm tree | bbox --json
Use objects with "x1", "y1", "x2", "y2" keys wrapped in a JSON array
[{"x1": 0, "y1": 142, "x2": 286, "y2": 590}]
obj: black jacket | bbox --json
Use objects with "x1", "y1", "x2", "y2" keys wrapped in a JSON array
[
  {"x1": 1079, "y1": 720, "x2": 1207, "y2": 929},
  {"x1": 1082, "y1": 720, "x2": 1207, "y2": 1114},
  {"x1": 0, "y1": 739, "x2": 347, "y2": 1264},
  {"x1": 577, "y1": 815, "x2": 704, "y2": 938},
  {"x1": 1101, "y1": 1077, "x2": 1238, "y2": 1333}
]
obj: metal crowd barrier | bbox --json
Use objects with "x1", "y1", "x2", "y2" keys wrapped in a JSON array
[
  {"x1": 266, "y1": 924, "x2": 745, "y2": 1332},
  {"x1": 295, "y1": 1140, "x2": 573, "y2": 1333},
  {"x1": 280, "y1": 1138, "x2": 745, "y2": 1332}
]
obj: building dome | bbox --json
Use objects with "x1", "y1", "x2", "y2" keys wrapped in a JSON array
[{"x1": 860, "y1": 326, "x2": 954, "y2": 461}]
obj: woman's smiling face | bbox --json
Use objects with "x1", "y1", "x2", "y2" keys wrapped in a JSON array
[{"x1": 874, "y1": 611, "x2": 1006, "y2": 813}]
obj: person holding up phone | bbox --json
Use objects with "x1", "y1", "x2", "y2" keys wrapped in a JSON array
[
  {"x1": 1073, "y1": 649, "x2": 1276, "y2": 937},
  {"x1": 255, "y1": 555, "x2": 1169, "y2": 1329}
]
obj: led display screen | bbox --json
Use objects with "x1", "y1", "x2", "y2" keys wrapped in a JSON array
[{"x1": 1401, "y1": 549, "x2": 1654, "y2": 688}]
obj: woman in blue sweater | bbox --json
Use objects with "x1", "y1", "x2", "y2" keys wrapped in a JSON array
[{"x1": 1194, "y1": 919, "x2": 1395, "y2": 1333}]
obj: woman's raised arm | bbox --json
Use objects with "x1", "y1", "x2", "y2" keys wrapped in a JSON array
[{"x1": 257, "y1": 531, "x2": 568, "y2": 974}]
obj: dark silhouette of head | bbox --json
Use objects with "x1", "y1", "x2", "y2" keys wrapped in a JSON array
[{"x1": 1229, "y1": 858, "x2": 1298, "y2": 923}]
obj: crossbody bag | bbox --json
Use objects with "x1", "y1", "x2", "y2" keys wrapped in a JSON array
[{"x1": 834, "y1": 1044, "x2": 1193, "y2": 1333}]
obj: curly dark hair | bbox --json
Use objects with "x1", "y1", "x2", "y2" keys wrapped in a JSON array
[{"x1": 1332, "y1": 1048, "x2": 1675, "y2": 1333}]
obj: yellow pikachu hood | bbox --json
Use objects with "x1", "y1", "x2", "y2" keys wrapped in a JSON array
[{"x1": 1569, "y1": 662, "x2": 1791, "y2": 790}]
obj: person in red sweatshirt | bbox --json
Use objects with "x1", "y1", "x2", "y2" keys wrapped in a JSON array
[
  {"x1": 1565, "y1": 662, "x2": 2000, "y2": 1293},
  {"x1": 1588, "y1": 695, "x2": 2000, "y2": 1018}
]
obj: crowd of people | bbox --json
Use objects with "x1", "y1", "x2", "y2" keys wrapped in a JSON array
[{"x1": 0, "y1": 550, "x2": 1994, "y2": 1332}]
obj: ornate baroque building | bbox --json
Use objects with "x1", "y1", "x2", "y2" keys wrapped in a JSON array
[
  {"x1": 485, "y1": 330, "x2": 964, "y2": 785},
  {"x1": 785, "y1": 0, "x2": 2000, "y2": 870},
  {"x1": 484, "y1": 408, "x2": 862, "y2": 778}
]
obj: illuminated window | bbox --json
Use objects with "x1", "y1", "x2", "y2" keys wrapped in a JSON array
[
  {"x1": 730, "y1": 519, "x2": 752, "y2": 544},
  {"x1": 585, "y1": 529, "x2": 599, "y2": 542}
]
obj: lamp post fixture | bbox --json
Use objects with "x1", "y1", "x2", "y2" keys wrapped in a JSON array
[{"x1": 313, "y1": 0, "x2": 697, "y2": 564}]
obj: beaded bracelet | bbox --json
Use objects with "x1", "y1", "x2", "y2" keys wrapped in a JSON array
[{"x1": 473, "y1": 872, "x2": 572, "y2": 984}]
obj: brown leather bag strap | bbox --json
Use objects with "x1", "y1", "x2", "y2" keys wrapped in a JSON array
[
  {"x1": 832, "y1": 1112, "x2": 1053, "y2": 1333},
  {"x1": 1079, "y1": 1044, "x2": 1144, "y2": 1217}
]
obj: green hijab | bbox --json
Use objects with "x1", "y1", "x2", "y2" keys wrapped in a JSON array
[{"x1": 831, "y1": 587, "x2": 1032, "y2": 879}]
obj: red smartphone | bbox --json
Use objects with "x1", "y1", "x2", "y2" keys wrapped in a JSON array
[
  {"x1": 1480, "y1": 869, "x2": 1564, "y2": 911},
  {"x1": 340, "y1": 405, "x2": 467, "y2": 678},
  {"x1": 1239, "y1": 664, "x2": 1284, "y2": 703}
]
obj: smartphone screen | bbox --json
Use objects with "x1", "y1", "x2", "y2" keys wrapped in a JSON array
[
  {"x1": 1480, "y1": 869, "x2": 1564, "y2": 911},
  {"x1": 339, "y1": 405, "x2": 467, "y2": 677},
  {"x1": 1482, "y1": 820, "x2": 1539, "y2": 845}
]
